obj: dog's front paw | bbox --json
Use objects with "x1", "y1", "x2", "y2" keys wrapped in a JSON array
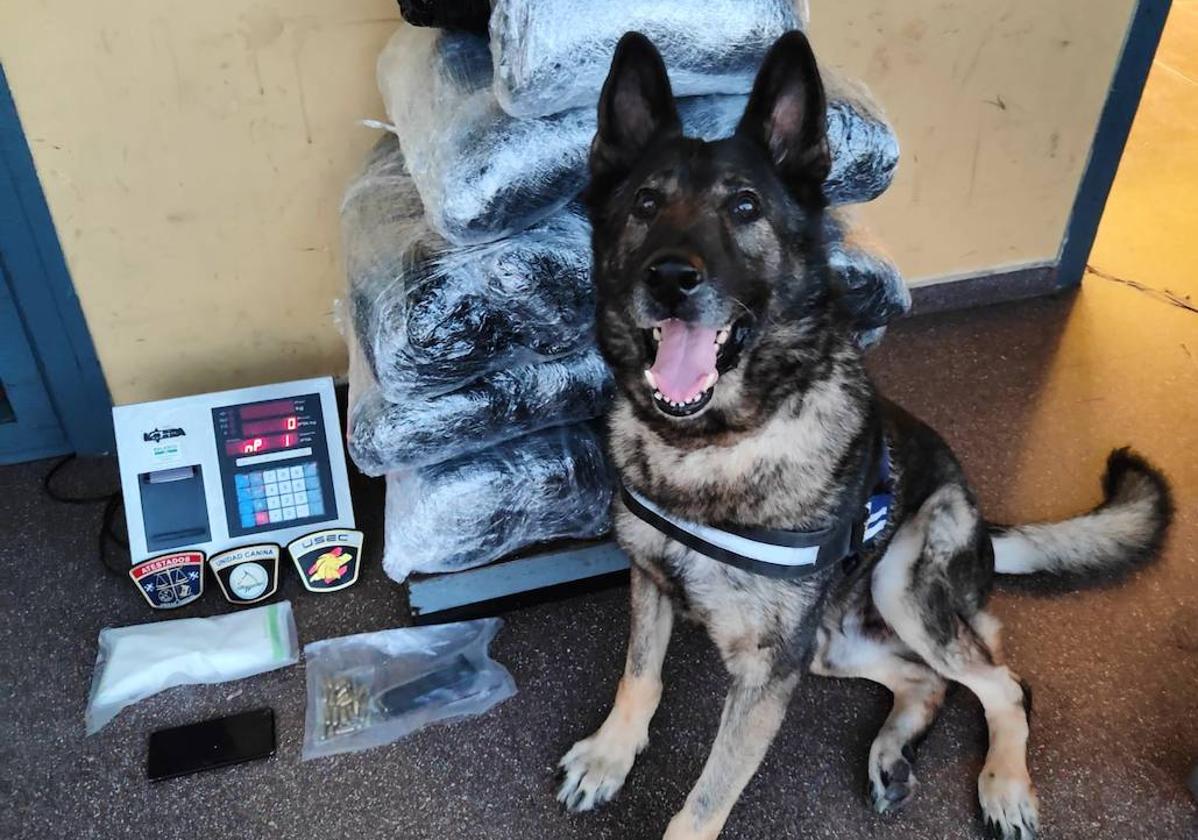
[
  {"x1": 978, "y1": 766, "x2": 1039, "y2": 839},
  {"x1": 868, "y1": 742, "x2": 917, "y2": 814},
  {"x1": 556, "y1": 728, "x2": 642, "y2": 813}
]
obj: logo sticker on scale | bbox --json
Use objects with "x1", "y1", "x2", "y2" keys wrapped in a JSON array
[
  {"x1": 209, "y1": 544, "x2": 280, "y2": 605},
  {"x1": 130, "y1": 551, "x2": 205, "y2": 609},
  {"x1": 287, "y1": 529, "x2": 363, "y2": 593}
]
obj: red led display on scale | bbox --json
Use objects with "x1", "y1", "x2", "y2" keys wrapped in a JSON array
[
  {"x1": 225, "y1": 432, "x2": 300, "y2": 457},
  {"x1": 238, "y1": 399, "x2": 299, "y2": 421},
  {"x1": 240, "y1": 415, "x2": 299, "y2": 436}
]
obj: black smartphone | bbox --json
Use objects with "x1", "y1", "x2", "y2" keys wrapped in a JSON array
[{"x1": 146, "y1": 707, "x2": 275, "y2": 782}]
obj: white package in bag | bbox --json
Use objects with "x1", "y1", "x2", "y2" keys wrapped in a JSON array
[{"x1": 85, "y1": 601, "x2": 299, "y2": 734}]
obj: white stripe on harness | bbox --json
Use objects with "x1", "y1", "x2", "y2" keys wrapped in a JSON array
[
  {"x1": 863, "y1": 497, "x2": 889, "y2": 541},
  {"x1": 624, "y1": 486, "x2": 823, "y2": 567}
]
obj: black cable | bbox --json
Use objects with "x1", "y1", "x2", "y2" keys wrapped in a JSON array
[
  {"x1": 42, "y1": 454, "x2": 129, "y2": 576},
  {"x1": 98, "y1": 492, "x2": 129, "y2": 576},
  {"x1": 43, "y1": 454, "x2": 119, "y2": 504}
]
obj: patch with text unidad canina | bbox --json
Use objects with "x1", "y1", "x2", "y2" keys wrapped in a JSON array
[{"x1": 208, "y1": 543, "x2": 280, "y2": 605}]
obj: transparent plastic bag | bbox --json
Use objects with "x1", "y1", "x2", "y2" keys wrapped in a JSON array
[
  {"x1": 343, "y1": 135, "x2": 595, "y2": 400},
  {"x1": 85, "y1": 602, "x2": 299, "y2": 734},
  {"x1": 347, "y1": 335, "x2": 614, "y2": 474},
  {"x1": 377, "y1": 24, "x2": 898, "y2": 245},
  {"x1": 490, "y1": 0, "x2": 803, "y2": 118},
  {"x1": 382, "y1": 424, "x2": 612, "y2": 581},
  {"x1": 302, "y1": 618, "x2": 515, "y2": 760}
]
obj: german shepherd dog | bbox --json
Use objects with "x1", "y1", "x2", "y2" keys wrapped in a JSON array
[{"x1": 556, "y1": 31, "x2": 1172, "y2": 840}]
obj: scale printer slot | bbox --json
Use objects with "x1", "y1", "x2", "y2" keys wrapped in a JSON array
[{"x1": 138, "y1": 465, "x2": 211, "y2": 551}]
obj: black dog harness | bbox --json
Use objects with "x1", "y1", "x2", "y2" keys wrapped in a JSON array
[{"x1": 620, "y1": 435, "x2": 893, "y2": 580}]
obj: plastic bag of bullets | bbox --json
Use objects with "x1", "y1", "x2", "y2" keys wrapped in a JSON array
[{"x1": 302, "y1": 618, "x2": 516, "y2": 760}]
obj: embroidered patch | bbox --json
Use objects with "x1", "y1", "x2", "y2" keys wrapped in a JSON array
[
  {"x1": 287, "y1": 529, "x2": 363, "y2": 593},
  {"x1": 130, "y1": 551, "x2": 205, "y2": 609},
  {"x1": 209, "y1": 544, "x2": 280, "y2": 605}
]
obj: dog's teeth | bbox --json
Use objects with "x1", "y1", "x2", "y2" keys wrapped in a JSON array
[
  {"x1": 703, "y1": 372, "x2": 719, "y2": 390},
  {"x1": 644, "y1": 370, "x2": 657, "y2": 389},
  {"x1": 652, "y1": 327, "x2": 662, "y2": 342},
  {"x1": 715, "y1": 329, "x2": 730, "y2": 345},
  {"x1": 653, "y1": 390, "x2": 663, "y2": 401}
]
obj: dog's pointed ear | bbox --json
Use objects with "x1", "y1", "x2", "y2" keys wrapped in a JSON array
[
  {"x1": 737, "y1": 31, "x2": 830, "y2": 195},
  {"x1": 590, "y1": 32, "x2": 681, "y2": 182}
]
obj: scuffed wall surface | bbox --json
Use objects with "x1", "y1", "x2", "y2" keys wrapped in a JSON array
[
  {"x1": 809, "y1": 0, "x2": 1136, "y2": 284},
  {"x1": 0, "y1": 1, "x2": 401, "y2": 403}
]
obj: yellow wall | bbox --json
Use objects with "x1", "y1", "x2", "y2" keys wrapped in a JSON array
[
  {"x1": 0, "y1": 1, "x2": 1135, "y2": 403},
  {"x1": 808, "y1": 0, "x2": 1135, "y2": 281},
  {"x1": 0, "y1": 1, "x2": 401, "y2": 404}
]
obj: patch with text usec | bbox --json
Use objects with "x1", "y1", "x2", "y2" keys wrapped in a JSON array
[{"x1": 287, "y1": 529, "x2": 363, "y2": 593}]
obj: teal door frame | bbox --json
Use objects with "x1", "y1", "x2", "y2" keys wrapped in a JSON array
[{"x1": 0, "y1": 64, "x2": 113, "y2": 460}]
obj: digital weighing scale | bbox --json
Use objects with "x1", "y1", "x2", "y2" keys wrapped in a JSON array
[{"x1": 113, "y1": 377, "x2": 355, "y2": 568}]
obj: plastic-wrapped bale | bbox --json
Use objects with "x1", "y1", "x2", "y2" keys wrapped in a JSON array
[
  {"x1": 490, "y1": 0, "x2": 804, "y2": 118},
  {"x1": 397, "y1": 0, "x2": 490, "y2": 32},
  {"x1": 342, "y1": 139, "x2": 901, "y2": 403},
  {"x1": 343, "y1": 238, "x2": 897, "y2": 476},
  {"x1": 344, "y1": 135, "x2": 594, "y2": 400},
  {"x1": 347, "y1": 339, "x2": 614, "y2": 475},
  {"x1": 377, "y1": 24, "x2": 899, "y2": 245},
  {"x1": 382, "y1": 425, "x2": 613, "y2": 581},
  {"x1": 825, "y1": 220, "x2": 910, "y2": 349}
]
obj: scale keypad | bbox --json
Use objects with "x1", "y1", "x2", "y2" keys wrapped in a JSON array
[{"x1": 233, "y1": 462, "x2": 325, "y2": 529}]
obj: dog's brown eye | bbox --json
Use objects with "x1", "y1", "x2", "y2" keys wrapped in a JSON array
[
  {"x1": 729, "y1": 191, "x2": 761, "y2": 222},
  {"x1": 632, "y1": 188, "x2": 662, "y2": 220}
]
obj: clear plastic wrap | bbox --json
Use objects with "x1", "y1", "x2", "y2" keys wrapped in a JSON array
[
  {"x1": 343, "y1": 144, "x2": 904, "y2": 418},
  {"x1": 382, "y1": 425, "x2": 612, "y2": 581},
  {"x1": 302, "y1": 619, "x2": 515, "y2": 760},
  {"x1": 347, "y1": 336, "x2": 614, "y2": 475},
  {"x1": 343, "y1": 135, "x2": 595, "y2": 400},
  {"x1": 85, "y1": 602, "x2": 299, "y2": 734},
  {"x1": 490, "y1": 0, "x2": 802, "y2": 118},
  {"x1": 377, "y1": 24, "x2": 899, "y2": 245},
  {"x1": 829, "y1": 249, "x2": 909, "y2": 350}
]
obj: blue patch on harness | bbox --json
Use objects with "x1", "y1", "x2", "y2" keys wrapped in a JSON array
[{"x1": 862, "y1": 441, "x2": 893, "y2": 544}]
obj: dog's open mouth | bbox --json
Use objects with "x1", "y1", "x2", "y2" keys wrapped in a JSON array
[{"x1": 642, "y1": 317, "x2": 752, "y2": 417}]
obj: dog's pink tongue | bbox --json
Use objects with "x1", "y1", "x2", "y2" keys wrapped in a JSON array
[{"x1": 650, "y1": 319, "x2": 718, "y2": 402}]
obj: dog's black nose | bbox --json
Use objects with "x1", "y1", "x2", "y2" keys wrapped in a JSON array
[{"x1": 646, "y1": 257, "x2": 704, "y2": 306}]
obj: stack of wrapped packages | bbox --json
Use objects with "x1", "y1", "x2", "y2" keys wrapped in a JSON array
[{"x1": 345, "y1": 0, "x2": 911, "y2": 583}]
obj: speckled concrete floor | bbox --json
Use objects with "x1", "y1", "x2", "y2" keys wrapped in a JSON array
[{"x1": 6, "y1": 11, "x2": 1198, "y2": 840}]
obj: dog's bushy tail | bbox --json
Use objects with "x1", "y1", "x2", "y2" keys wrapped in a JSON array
[{"x1": 991, "y1": 448, "x2": 1173, "y2": 579}]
